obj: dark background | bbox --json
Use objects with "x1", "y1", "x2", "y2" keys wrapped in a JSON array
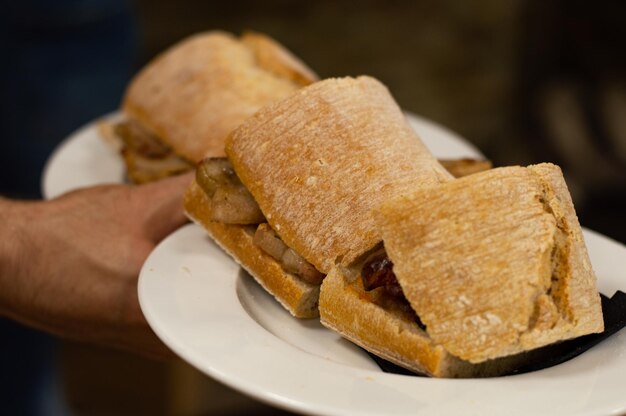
[{"x1": 1, "y1": 0, "x2": 625, "y2": 414}]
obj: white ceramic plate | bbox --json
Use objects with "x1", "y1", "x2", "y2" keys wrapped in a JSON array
[
  {"x1": 139, "y1": 224, "x2": 626, "y2": 416},
  {"x1": 41, "y1": 111, "x2": 481, "y2": 199},
  {"x1": 41, "y1": 113, "x2": 124, "y2": 199}
]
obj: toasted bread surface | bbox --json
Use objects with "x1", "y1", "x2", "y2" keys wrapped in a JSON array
[
  {"x1": 241, "y1": 31, "x2": 318, "y2": 86},
  {"x1": 375, "y1": 163, "x2": 603, "y2": 363},
  {"x1": 226, "y1": 76, "x2": 452, "y2": 274},
  {"x1": 123, "y1": 31, "x2": 317, "y2": 163}
]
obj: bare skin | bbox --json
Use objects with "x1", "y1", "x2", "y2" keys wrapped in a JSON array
[{"x1": 0, "y1": 173, "x2": 193, "y2": 358}]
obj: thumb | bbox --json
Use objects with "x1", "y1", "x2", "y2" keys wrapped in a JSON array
[{"x1": 135, "y1": 172, "x2": 194, "y2": 243}]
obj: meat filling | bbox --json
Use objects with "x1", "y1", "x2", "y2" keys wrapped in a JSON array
[
  {"x1": 361, "y1": 252, "x2": 403, "y2": 297},
  {"x1": 361, "y1": 250, "x2": 426, "y2": 330},
  {"x1": 115, "y1": 120, "x2": 194, "y2": 183},
  {"x1": 196, "y1": 158, "x2": 265, "y2": 224},
  {"x1": 115, "y1": 120, "x2": 172, "y2": 157},
  {"x1": 196, "y1": 158, "x2": 324, "y2": 285},
  {"x1": 254, "y1": 224, "x2": 325, "y2": 285}
]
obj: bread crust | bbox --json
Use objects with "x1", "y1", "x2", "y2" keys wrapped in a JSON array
[
  {"x1": 226, "y1": 76, "x2": 451, "y2": 274},
  {"x1": 525, "y1": 163, "x2": 604, "y2": 339},
  {"x1": 375, "y1": 163, "x2": 604, "y2": 363},
  {"x1": 123, "y1": 31, "x2": 318, "y2": 163},
  {"x1": 240, "y1": 31, "x2": 318, "y2": 87},
  {"x1": 319, "y1": 267, "x2": 542, "y2": 377},
  {"x1": 184, "y1": 180, "x2": 320, "y2": 318}
]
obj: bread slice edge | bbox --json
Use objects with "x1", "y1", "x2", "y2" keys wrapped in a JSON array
[
  {"x1": 319, "y1": 266, "x2": 570, "y2": 378},
  {"x1": 184, "y1": 180, "x2": 320, "y2": 318}
]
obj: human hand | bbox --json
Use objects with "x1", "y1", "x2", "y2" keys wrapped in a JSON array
[{"x1": 0, "y1": 173, "x2": 193, "y2": 358}]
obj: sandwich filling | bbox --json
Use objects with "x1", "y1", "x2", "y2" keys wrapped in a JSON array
[
  {"x1": 115, "y1": 120, "x2": 194, "y2": 183},
  {"x1": 359, "y1": 249, "x2": 427, "y2": 330},
  {"x1": 196, "y1": 157, "x2": 324, "y2": 285}
]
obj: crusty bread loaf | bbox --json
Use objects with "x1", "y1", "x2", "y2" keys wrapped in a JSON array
[
  {"x1": 226, "y1": 76, "x2": 452, "y2": 275},
  {"x1": 184, "y1": 180, "x2": 319, "y2": 318},
  {"x1": 374, "y1": 163, "x2": 604, "y2": 364},
  {"x1": 123, "y1": 30, "x2": 318, "y2": 163},
  {"x1": 184, "y1": 155, "x2": 492, "y2": 320},
  {"x1": 185, "y1": 76, "x2": 488, "y2": 320},
  {"x1": 319, "y1": 267, "x2": 545, "y2": 377}
]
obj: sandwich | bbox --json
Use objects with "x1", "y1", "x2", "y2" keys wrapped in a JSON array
[
  {"x1": 184, "y1": 76, "x2": 456, "y2": 318},
  {"x1": 105, "y1": 30, "x2": 318, "y2": 183},
  {"x1": 184, "y1": 74, "x2": 603, "y2": 377},
  {"x1": 319, "y1": 163, "x2": 604, "y2": 377},
  {"x1": 183, "y1": 75, "x2": 490, "y2": 317}
]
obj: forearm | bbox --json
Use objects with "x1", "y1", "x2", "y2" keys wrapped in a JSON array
[
  {"x1": 0, "y1": 195, "x2": 114, "y2": 337},
  {"x1": 0, "y1": 176, "x2": 188, "y2": 357},
  {"x1": 0, "y1": 197, "x2": 36, "y2": 318},
  {"x1": 0, "y1": 194, "x2": 138, "y2": 339}
]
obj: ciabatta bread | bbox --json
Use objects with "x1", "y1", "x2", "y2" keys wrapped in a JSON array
[
  {"x1": 121, "y1": 30, "x2": 317, "y2": 171},
  {"x1": 184, "y1": 155, "x2": 490, "y2": 318},
  {"x1": 320, "y1": 163, "x2": 603, "y2": 376},
  {"x1": 240, "y1": 31, "x2": 317, "y2": 87},
  {"x1": 372, "y1": 163, "x2": 604, "y2": 364},
  {"x1": 185, "y1": 76, "x2": 453, "y2": 318},
  {"x1": 225, "y1": 76, "x2": 451, "y2": 275}
]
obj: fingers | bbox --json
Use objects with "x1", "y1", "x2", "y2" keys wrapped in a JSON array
[{"x1": 135, "y1": 172, "x2": 194, "y2": 242}]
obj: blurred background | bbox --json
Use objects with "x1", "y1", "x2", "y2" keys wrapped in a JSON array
[{"x1": 1, "y1": 0, "x2": 625, "y2": 414}]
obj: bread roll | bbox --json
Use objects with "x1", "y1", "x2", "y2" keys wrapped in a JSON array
[
  {"x1": 226, "y1": 76, "x2": 451, "y2": 275},
  {"x1": 121, "y1": 30, "x2": 318, "y2": 172},
  {"x1": 374, "y1": 163, "x2": 604, "y2": 364}
]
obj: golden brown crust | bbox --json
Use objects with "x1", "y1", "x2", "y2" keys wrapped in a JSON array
[
  {"x1": 319, "y1": 267, "x2": 448, "y2": 376},
  {"x1": 226, "y1": 76, "x2": 452, "y2": 274},
  {"x1": 375, "y1": 163, "x2": 603, "y2": 363},
  {"x1": 184, "y1": 180, "x2": 319, "y2": 318},
  {"x1": 122, "y1": 31, "x2": 315, "y2": 163},
  {"x1": 240, "y1": 31, "x2": 318, "y2": 87},
  {"x1": 524, "y1": 163, "x2": 604, "y2": 340}
]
